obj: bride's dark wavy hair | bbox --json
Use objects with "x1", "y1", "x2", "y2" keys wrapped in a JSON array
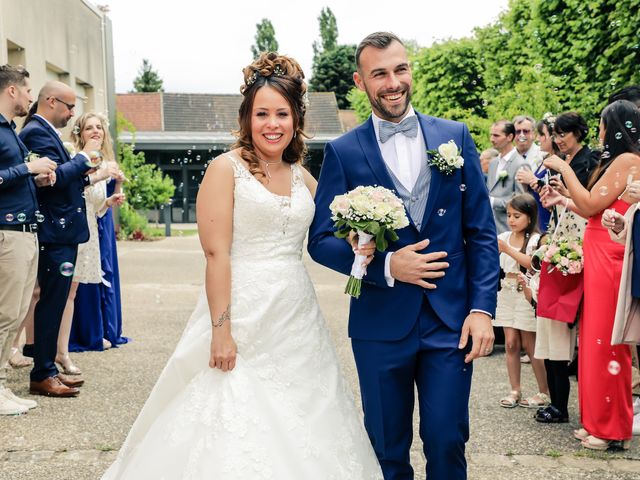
[{"x1": 232, "y1": 52, "x2": 309, "y2": 178}]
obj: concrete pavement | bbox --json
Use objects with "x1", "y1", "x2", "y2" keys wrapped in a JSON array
[{"x1": 1, "y1": 235, "x2": 639, "y2": 479}]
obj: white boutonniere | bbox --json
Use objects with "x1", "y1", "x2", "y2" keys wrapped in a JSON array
[
  {"x1": 24, "y1": 151, "x2": 40, "y2": 163},
  {"x1": 427, "y1": 140, "x2": 464, "y2": 175},
  {"x1": 63, "y1": 141, "x2": 76, "y2": 157},
  {"x1": 497, "y1": 170, "x2": 508, "y2": 185}
]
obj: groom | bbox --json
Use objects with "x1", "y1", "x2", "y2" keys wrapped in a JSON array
[{"x1": 308, "y1": 32, "x2": 499, "y2": 480}]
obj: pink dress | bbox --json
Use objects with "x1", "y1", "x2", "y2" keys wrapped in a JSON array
[{"x1": 580, "y1": 199, "x2": 633, "y2": 440}]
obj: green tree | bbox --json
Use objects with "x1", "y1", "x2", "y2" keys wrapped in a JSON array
[
  {"x1": 347, "y1": 88, "x2": 371, "y2": 123},
  {"x1": 116, "y1": 113, "x2": 175, "y2": 238},
  {"x1": 312, "y1": 7, "x2": 338, "y2": 57},
  {"x1": 309, "y1": 44, "x2": 356, "y2": 109},
  {"x1": 132, "y1": 59, "x2": 163, "y2": 93},
  {"x1": 251, "y1": 18, "x2": 279, "y2": 59}
]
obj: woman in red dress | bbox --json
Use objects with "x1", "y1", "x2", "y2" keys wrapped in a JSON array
[{"x1": 543, "y1": 100, "x2": 640, "y2": 450}]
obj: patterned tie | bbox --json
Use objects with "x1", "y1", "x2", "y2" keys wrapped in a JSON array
[{"x1": 379, "y1": 115, "x2": 418, "y2": 143}]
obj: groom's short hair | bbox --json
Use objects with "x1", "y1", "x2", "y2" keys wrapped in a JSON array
[{"x1": 355, "y1": 32, "x2": 404, "y2": 70}]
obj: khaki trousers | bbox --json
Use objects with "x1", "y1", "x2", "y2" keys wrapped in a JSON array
[{"x1": 0, "y1": 230, "x2": 38, "y2": 385}]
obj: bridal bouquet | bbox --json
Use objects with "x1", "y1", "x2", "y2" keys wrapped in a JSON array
[
  {"x1": 330, "y1": 186, "x2": 409, "y2": 298},
  {"x1": 535, "y1": 237, "x2": 583, "y2": 275}
]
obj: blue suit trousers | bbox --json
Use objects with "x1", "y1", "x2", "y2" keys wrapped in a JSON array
[{"x1": 351, "y1": 298, "x2": 472, "y2": 480}]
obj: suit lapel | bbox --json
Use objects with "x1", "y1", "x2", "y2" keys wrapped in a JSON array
[
  {"x1": 355, "y1": 118, "x2": 397, "y2": 192},
  {"x1": 488, "y1": 161, "x2": 499, "y2": 191},
  {"x1": 417, "y1": 114, "x2": 441, "y2": 232},
  {"x1": 33, "y1": 116, "x2": 69, "y2": 161}
]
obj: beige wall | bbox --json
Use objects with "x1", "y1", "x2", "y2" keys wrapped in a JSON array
[{"x1": 0, "y1": 0, "x2": 115, "y2": 133}]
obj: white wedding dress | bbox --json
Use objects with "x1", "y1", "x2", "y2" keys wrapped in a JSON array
[{"x1": 102, "y1": 152, "x2": 382, "y2": 480}]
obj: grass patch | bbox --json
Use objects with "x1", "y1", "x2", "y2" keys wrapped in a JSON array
[
  {"x1": 505, "y1": 450, "x2": 515, "y2": 457},
  {"x1": 545, "y1": 449, "x2": 562, "y2": 458}
]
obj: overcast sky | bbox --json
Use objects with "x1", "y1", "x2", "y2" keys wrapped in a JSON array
[{"x1": 103, "y1": 0, "x2": 509, "y2": 94}]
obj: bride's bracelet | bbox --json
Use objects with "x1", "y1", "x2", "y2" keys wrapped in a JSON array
[{"x1": 212, "y1": 306, "x2": 230, "y2": 328}]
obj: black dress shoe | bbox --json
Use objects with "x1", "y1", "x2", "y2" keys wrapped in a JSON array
[{"x1": 535, "y1": 405, "x2": 569, "y2": 423}]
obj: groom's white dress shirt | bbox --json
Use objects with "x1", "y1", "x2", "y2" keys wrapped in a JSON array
[{"x1": 371, "y1": 108, "x2": 427, "y2": 288}]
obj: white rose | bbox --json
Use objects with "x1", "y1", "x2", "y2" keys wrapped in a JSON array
[{"x1": 438, "y1": 140, "x2": 458, "y2": 160}]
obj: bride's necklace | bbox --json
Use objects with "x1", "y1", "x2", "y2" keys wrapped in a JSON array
[{"x1": 259, "y1": 158, "x2": 283, "y2": 179}]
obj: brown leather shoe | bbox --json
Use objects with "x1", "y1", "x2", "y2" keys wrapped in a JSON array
[
  {"x1": 30, "y1": 377, "x2": 79, "y2": 397},
  {"x1": 57, "y1": 373, "x2": 84, "y2": 388}
]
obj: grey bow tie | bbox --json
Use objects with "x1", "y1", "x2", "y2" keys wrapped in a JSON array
[{"x1": 379, "y1": 115, "x2": 418, "y2": 143}]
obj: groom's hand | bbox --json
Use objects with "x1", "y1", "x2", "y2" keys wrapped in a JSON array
[
  {"x1": 389, "y1": 239, "x2": 449, "y2": 289},
  {"x1": 459, "y1": 311, "x2": 494, "y2": 363}
]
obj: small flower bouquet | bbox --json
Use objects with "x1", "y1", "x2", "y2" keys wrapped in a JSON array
[
  {"x1": 497, "y1": 170, "x2": 508, "y2": 185},
  {"x1": 427, "y1": 140, "x2": 464, "y2": 175},
  {"x1": 330, "y1": 186, "x2": 409, "y2": 298},
  {"x1": 535, "y1": 237, "x2": 583, "y2": 275}
]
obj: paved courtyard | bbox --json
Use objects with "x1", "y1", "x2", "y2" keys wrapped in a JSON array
[{"x1": 1, "y1": 235, "x2": 639, "y2": 479}]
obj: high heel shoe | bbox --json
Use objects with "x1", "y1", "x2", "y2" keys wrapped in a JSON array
[
  {"x1": 581, "y1": 435, "x2": 631, "y2": 451},
  {"x1": 8, "y1": 348, "x2": 33, "y2": 368},
  {"x1": 102, "y1": 338, "x2": 112, "y2": 350},
  {"x1": 55, "y1": 354, "x2": 82, "y2": 375},
  {"x1": 573, "y1": 428, "x2": 590, "y2": 441}
]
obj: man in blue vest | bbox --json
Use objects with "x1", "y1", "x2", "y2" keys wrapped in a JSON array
[
  {"x1": 20, "y1": 81, "x2": 106, "y2": 397},
  {"x1": 308, "y1": 32, "x2": 499, "y2": 480},
  {"x1": 0, "y1": 65, "x2": 58, "y2": 412}
]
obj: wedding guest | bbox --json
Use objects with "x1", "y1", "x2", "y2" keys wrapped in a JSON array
[
  {"x1": 487, "y1": 120, "x2": 530, "y2": 233},
  {"x1": 70, "y1": 112, "x2": 127, "y2": 354},
  {"x1": 542, "y1": 99, "x2": 640, "y2": 450},
  {"x1": 0, "y1": 64, "x2": 56, "y2": 414},
  {"x1": 513, "y1": 115, "x2": 543, "y2": 169},
  {"x1": 480, "y1": 147, "x2": 498, "y2": 181},
  {"x1": 494, "y1": 193, "x2": 549, "y2": 409},
  {"x1": 515, "y1": 114, "x2": 562, "y2": 232},
  {"x1": 19, "y1": 81, "x2": 105, "y2": 397},
  {"x1": 549, "y1": 112, "x2": 599, "y2": 191},
  {"x1": 531, "y1": 114, "x2": 590, "y2": 424}
]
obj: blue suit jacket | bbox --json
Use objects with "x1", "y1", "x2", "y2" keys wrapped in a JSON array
[
  {"x1": 19, "y1": 116, "x2": 90, "y2": 244},
  {"x1": 308, "y1": 113, "x2": 499, "y2": 341}
]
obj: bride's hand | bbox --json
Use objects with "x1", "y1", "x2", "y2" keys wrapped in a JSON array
[{"x1": 210, "y1": 331, "x2": 237, "y2": 372}]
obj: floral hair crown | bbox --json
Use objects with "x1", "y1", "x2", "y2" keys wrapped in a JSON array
[{"x1": 246, "y1": 64, "x2": 285, "y2": 87}]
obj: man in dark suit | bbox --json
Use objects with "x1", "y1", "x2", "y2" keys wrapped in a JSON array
[
  {"x1": 308, "y1": 32, "x2": 498, "y2": 480},
  {"x1": 0, "y1": 65, "x2": 57, "y2": 413},
  {"x1": 20, "y1": 81, "x2": 105, "y2": 397}
]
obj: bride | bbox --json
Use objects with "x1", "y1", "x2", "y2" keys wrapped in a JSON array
[{"x1": 101, "y1": 53, "x2": 383, "y2": 479}]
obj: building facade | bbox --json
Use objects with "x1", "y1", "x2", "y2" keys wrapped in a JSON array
[{"x1": 0, "y1": 0, "x2": 115, "y2": 132}]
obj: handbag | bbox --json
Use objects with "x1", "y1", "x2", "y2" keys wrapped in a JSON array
[{"x1": 535, "y1": 205, "x2": 584, "y2": 323}]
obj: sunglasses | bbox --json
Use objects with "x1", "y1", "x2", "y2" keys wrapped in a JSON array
[
  {"x1": 48, "y1": 96, "x2": 75, "y2": 111},
  {"x1": 515, "y1": 129, "x2": 532, "y2": 135}
]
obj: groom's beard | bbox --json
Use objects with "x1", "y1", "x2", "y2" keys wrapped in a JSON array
[{"x1": 365, "y1": 84, "x2": 412, "y2": 121}]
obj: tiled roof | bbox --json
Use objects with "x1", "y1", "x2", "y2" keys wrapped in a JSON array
[{"x1": 117, "y1": 92, "x2": 344, "y2": 138}]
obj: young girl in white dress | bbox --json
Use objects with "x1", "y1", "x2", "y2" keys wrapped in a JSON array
[{"x1": 495, "y1": 193, "x2": 550, "y2": 409}]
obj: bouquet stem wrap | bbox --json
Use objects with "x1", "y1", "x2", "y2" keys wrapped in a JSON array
[{"x1": 345, "y1": 231, "x2": 374, "y2": 298}]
